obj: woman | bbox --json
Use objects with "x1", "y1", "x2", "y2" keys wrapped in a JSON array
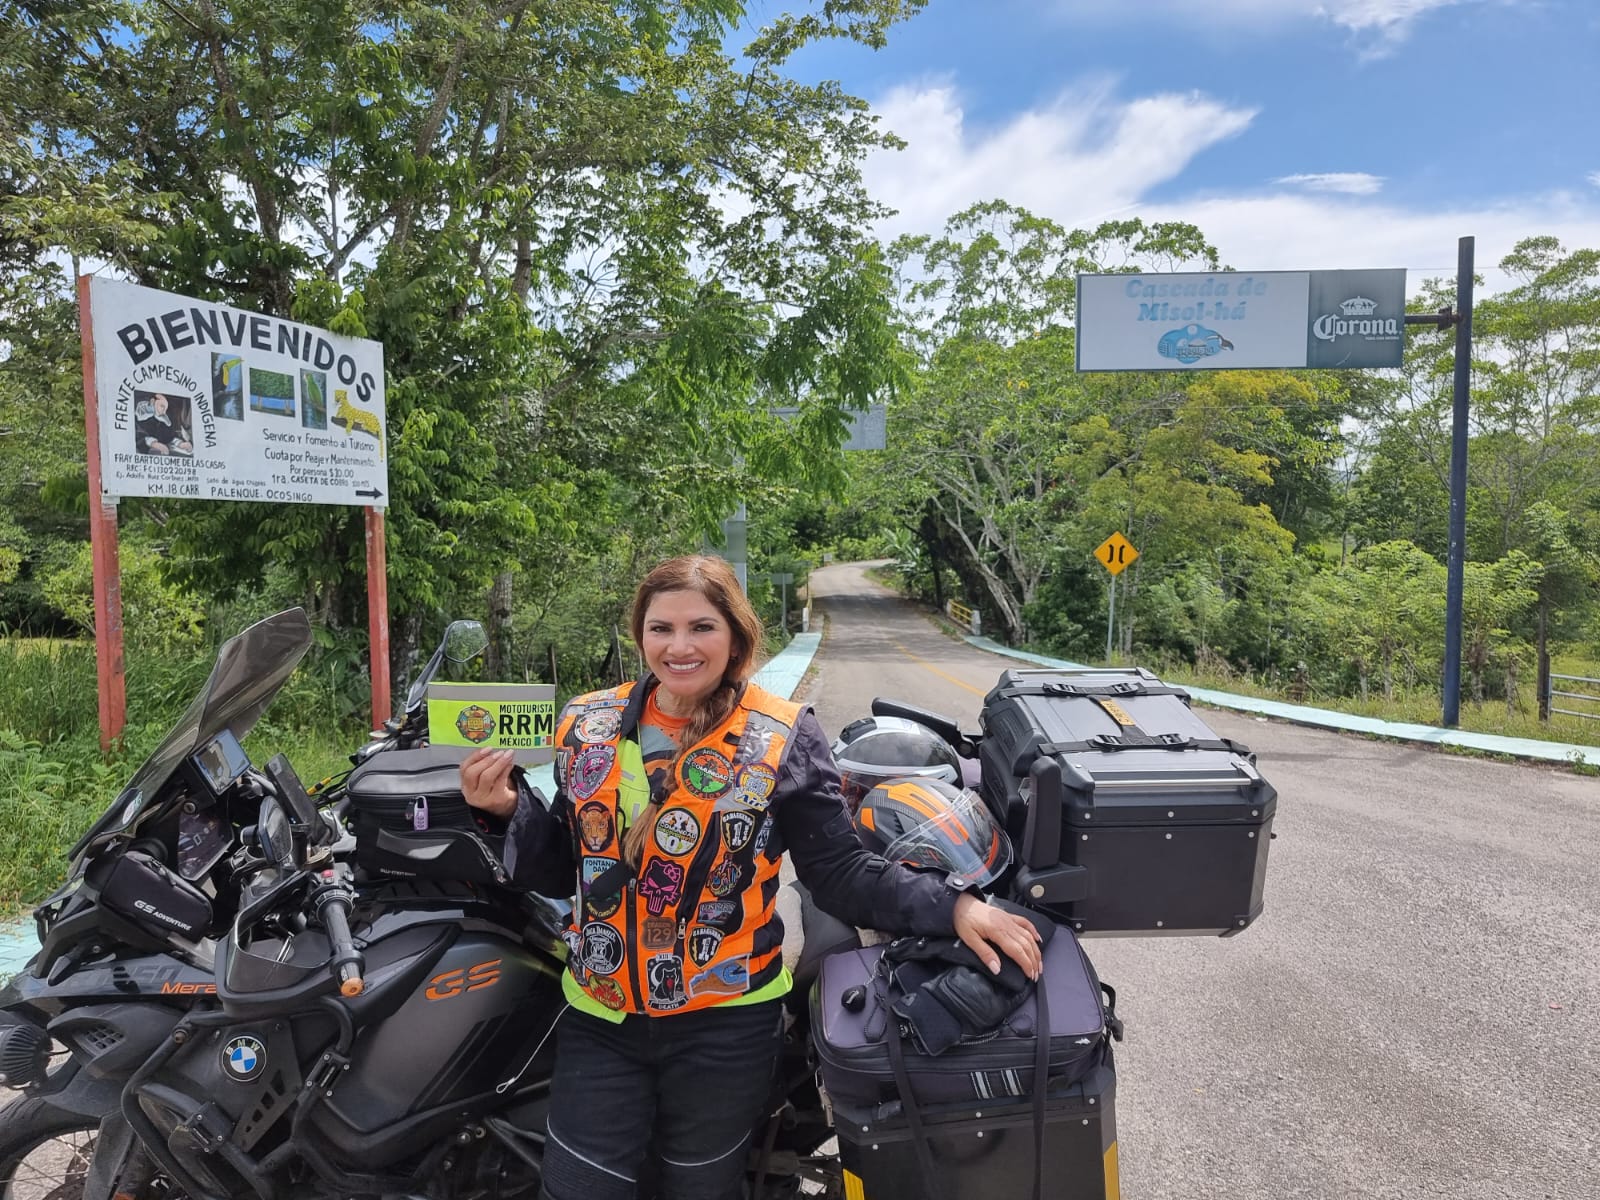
[{"x1": 461, "y1": 555, "x2": 1041, "y2": 1200}]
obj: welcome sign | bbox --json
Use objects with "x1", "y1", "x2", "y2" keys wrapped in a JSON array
[
  {"x1": 1076, "y1": 268, "x2": 1407, "y2": 372},
  {"x1": 85, "y1": 276, "x2": 388, "y2": 505}
]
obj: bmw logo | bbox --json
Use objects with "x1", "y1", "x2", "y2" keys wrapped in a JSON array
[{"x1": 222, "y1": 1034, "x2": 266, "y2": 1082}]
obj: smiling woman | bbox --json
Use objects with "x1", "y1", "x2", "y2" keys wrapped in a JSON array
[{"x1": 455, "y1": 552, "x2": 1044, "y2": 1200}]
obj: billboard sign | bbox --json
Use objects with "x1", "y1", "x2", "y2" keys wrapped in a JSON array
[
  {"x1": 85, "y1": 276, "x2": 387, "y2": 505},
  {"x1": 1076, "y1": 268, "x2": 1406, "y2": 372}
]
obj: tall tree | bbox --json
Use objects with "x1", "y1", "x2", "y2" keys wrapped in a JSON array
[{"x1": 3, "y1": 0, "x2": 921, "y2": 681}]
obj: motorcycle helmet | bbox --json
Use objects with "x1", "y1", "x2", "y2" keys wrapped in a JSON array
[
  {"x1": 854, "y1": 777, "x2": 1013, "y2": 889},
  {"x1": 832, "y1": 715, "x2": 962, "y2": 809}
]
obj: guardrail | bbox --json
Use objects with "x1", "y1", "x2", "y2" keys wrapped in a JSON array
[
  {"x1": 945, "y1": 599, "x2": 981, "y2": 636},
  {"x1": 1546, "y1": 672, "x2": 1600, "y2": 722}
]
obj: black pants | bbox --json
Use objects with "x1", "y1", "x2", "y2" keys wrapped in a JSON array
[{"x1": 539, "y1": 998, "x2": 784, "y2": 1200}]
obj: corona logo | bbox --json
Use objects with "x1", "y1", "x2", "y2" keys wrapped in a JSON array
[{"x1": 1313, "y1": 298, "x2": 1399, "y2": 343}]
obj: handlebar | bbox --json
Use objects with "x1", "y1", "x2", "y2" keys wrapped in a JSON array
[{"x1": 312, "y1": 867, "x2": 365, "y2": 997}]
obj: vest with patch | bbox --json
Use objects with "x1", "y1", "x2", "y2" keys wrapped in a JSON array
[{"x1": 553, "y1": 679, "x2": 801, "y2": 1016}]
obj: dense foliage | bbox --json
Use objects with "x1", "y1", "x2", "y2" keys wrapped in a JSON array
[{"x1": 848, "y1": 204, "x2": 1600, "y2": 718}]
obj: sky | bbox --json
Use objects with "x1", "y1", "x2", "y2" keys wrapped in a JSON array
[{"x1": 739, "y1": 0, "x2": 1600, "y2": 294}]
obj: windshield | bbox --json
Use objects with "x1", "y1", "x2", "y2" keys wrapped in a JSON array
[{"x1": 71, "y1": 608, "x2": 314, "y2": 859}]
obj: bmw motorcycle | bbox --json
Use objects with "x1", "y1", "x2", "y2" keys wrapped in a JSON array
[
  {"x1": 0, "y1": 611, "x2": 867, "y2": 1199},
  {"x1": 0, "y1": 610, "x2": 580, "y2": 1200}
]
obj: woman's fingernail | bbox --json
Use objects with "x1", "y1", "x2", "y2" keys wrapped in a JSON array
[{"x1": 989, "y1": 960, "x2": 1001, "y2": 974}]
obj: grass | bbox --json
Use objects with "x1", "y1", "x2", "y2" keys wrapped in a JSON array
[
  {"x1": 1138, "y1": 659, "x2": 1600, "y2": 753},
  {"x1": 0, "y1": 634, "x2": 370, "y2": 916}
]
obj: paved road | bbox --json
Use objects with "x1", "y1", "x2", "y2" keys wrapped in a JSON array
[{"x1": 801, "y1": 562, "x2": 1599, "y2": 1200}]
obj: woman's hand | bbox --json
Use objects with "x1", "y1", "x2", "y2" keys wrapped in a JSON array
[
  {"x1": 952, "y1": 894, "x2": 1043, "y2": 981},
  {"x1": 460, "y1": 748, "x2": 519, "y2": 819}
]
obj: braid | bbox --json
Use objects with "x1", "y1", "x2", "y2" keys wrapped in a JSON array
[{"x1": 621, "y1": 678, "x2": 742, "y2": 868}]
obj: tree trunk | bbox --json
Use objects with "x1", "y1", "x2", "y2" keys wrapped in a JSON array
[
  {"x1": 1536, "y1": 597, "x2": 1550, "y2": 721},
  {"x1": 486, "y1": 571, "x2": 514, "y2": 678}
]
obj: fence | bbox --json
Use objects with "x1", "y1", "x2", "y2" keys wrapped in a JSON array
[
  {"x1": 1546, "y1": 673, "x2": 1600, "y2": 722},
  {"x1": 945, "y1": 599, "x2": 981, "y2": 636}
]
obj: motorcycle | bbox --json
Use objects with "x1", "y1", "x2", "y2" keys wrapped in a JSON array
[{"x1": 0, "y1": 610, "x2": 1102, "y2": 1200}]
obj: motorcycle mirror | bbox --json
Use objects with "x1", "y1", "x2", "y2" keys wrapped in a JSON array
[
  {"x1": 403, "y1": 619, "x2": 489, "y2": 712},
  {"x1": 444, "y1": 620, "x2": 488, "y2": 664}
]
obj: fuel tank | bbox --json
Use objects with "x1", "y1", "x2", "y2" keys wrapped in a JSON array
[{"x1": 324, "y1": 928, "x2": 562, "y2": 1138}]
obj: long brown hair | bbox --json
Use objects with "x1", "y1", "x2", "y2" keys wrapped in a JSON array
[{"x1": 620, "y1": 555, "x2": 764, "y2": 866}]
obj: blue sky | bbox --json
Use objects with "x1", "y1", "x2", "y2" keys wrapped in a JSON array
[{"x1": 738, "y1": 0, "x2": 1600, "y2": 292}]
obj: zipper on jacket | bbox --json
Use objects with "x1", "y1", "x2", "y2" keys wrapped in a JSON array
[{"x1": 625, "y1": 878, "x2": 646, "y2": 1011}]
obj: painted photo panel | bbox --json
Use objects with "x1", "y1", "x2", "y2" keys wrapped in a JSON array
[
  {"x1": 132, "y1": 389, "x2": 194, "y2": 457},
  {"x1": 211, "y1": 353, "x2": 244, "y2": 421},
  {"x1": 249, "y1": 367, "x2": 296, "y2": 417},
  {"x1": 300, "y1": 369, "x2": 328, "y2": 429}
]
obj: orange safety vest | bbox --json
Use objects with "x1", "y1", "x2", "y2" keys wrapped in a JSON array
[{"x1": 553, "y1": 678, "x2": 802, "y2": 1016}]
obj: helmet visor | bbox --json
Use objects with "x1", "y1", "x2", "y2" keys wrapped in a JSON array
[{"x1": 880, "y1": 786, "x2": 1013, "y2": 888}]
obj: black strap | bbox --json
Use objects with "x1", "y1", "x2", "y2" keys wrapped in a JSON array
[
  {"x1": 1038, "y1": 734, "x2": 1252, "y2": 756},
  {"x1": 999, "y1": 680, "x2": 1191, "y2": 701},
  {"x1": 884, "y1": 1009, "x2": 946, "y2": 1200},
  {"x1": 1031, "y1": 965, "x2": 1050, "y2": 1200}
]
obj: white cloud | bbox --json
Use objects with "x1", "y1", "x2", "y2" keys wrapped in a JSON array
[
  {"x1": 1588, "y1": 170, "x2": 1600, "y2": 189},
  {"x1": 1059, "y1": 0, "x2": 1498, "y2": 52},
  {"x1": 865, "y1": 79, "x2": 1257, "y2": 241},
  {"x1": 1274, "y1": 172, "x2": 1385, "y2": 195},
  {"x1": 866, "y1": 82, "x2": 1600, "y2": 296}
]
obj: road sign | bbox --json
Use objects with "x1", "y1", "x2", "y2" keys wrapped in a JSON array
[
  {"x1": 1095, "y1": 533, "x2": 1139, "y2": 576},
  {"x1": 85, "y1": 276, "x2": 387, "y2": 506},
  {"x1": 1075, "y1": 268, "x2": 1406, "y2": 372}
]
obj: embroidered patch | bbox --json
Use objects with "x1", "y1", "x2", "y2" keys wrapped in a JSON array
[
  {"x1": 581, "y1": 856, "x2": 615, "y2": 889},
  {"x1": 730, "y1": 762, "x2": 777, "y2": 811},
  {"x1": 569, "y1": 746, "x2": 615, "y2": 800},
  {"x1": 639, "y1": 859, "x2": 685, "y2": 915},
  {"x1": 707, "y1": 858, "x2": 741, "y2": 898},
  {"x1": 687, "y1": 925, "x2": 724, "y2": 968},
  {"x1": 455, "y1": 704, "x2": 495, "y2": 745},
  {"x1": 575, "y1": 706, "x2": 623, "y2": 743},
  {"x1": 689, "y1": 957, "x2": 749, "y2": 998},
  {"x1": 695, "y1": 899, "x2": 739, "y2": 929},
  {"x1": 681, "y1": 748, "x2": 733, "y2": 799},
  {"x1": 589, "y1": 975, "x2": 627, "y2": 1011},
  {"x1": 577, "y1": 802, "x2": 613, "y2": 852},
  {"x1": 752, "y1": 816, "x2": 774, "y2": 857},
  {"x1": 580, "y1": 922, "x2": 624, "y2": 975},
  {"x1": 584, "y1": 890, "x2": 621, "y2": 921},
  {"x1": 641, "y1": 917, "x2": 676, "y2": 951},
  {"x1": 653, "y1": 809, "x2": 701, "y2": 857},
  {"x1": 561, "y1": 928, "x2": 585, "y2": 979},
  {"x1": 647, "y1": 953, "x2": 688, "y2": 1011},
  {"x1": 720, "y1": 810, "x2": 757, "y2": 853},
  {"x1": 554, "y1": 748, "x2": 572, "y2": 789}
]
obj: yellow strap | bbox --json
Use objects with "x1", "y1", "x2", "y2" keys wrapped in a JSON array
[{"x1": 616, "y1": 738, "x2": 649, "y2": 830}]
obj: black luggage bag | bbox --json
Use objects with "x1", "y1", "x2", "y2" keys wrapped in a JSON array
[
  {"x1": 344, "y1": 747, "x2": 510, "y2": 885},
  {"x1": 979, "y1": 667, "x2": 1276, "y2": 936},
  {"x1": 811, "y1": 924, "x2": 1122, "y2": 1200}
]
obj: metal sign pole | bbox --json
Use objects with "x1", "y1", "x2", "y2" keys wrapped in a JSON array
[
  {"x1": 1440, "y1": 237, "x2": 1475, "y2": 728},
  {"x1": 1105, "y1": 576, "x2": 1116, "y2": 664},
  {"x1": 365, "y1": 506, "x2": 391, "y2": 729},
  {"x1": 77, "y1": 275, "x2": 127, "y2": 751}
]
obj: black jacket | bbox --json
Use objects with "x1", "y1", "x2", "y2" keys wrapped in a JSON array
[{"x1": 502, "y1": 679, "x2": 963, "y2": 938}]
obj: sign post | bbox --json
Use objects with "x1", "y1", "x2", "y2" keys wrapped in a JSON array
[
  {"x1": 1094, "y1": 532, "x2": 1139, "y2": 663},
  {"x1": 77, "y1": 275, "x2": 126, "y2": 750},
  {"x1": 80, "y1": 276, "x2": 391, "y2": 742}
]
